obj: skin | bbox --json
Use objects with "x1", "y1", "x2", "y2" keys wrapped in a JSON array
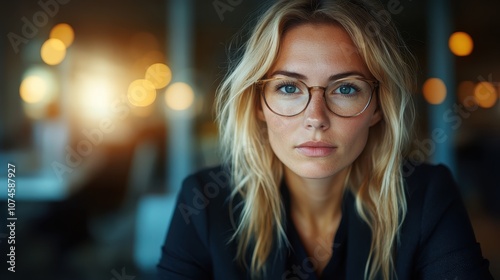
[{"x1": 258, "y1": 23, "x2": 381, "y2": 276}]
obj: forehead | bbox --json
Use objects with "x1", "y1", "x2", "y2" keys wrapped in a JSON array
[{"x1": 270, "y1": 23, "x2": 370, "y2": 80}]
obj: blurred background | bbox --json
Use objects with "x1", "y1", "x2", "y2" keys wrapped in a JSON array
[{"x1": 0, "y1": 0, "x2": 499, "y2": 279}]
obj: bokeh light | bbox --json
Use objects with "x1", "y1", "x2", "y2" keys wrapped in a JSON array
[
  {"x1": 73, "y1": 54, "x2": 126, "y2": 123},
  {"x1": 145, "y1": 63, "x2": 172, "y2": 89},
  {"x1": 41, "y1": 38, "x2": 67, "y2": 65},
  {"x1": 165, "y1": 82, "x2": 194, "y2": 110},
  {"x1": 449, "y1": 32, "x2": 473, "y2": 56},
  {"x1": 423, "y1": 78, "x2": 447, "y2": 105},
  {"x1": 474, "y1": 82, "x2": 497, "y2": 108},
  {"x1": 22, "y1": 65, "x2": 58, "y2": 100},
  {"x1": 50, "y1": 23, "x2": 74, "y2": 47},
  {"x1": 128, "y1": 79, "x2": 157, "y2": 107},
  {"x1": 20, "y1": 76, "x2": 47, "y2": 103},
  {"x1": 77, "y1": 74, "x2": 118, "y2": 119}
]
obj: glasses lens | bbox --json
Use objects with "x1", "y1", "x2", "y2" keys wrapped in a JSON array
[
  {"x1": 262, "y1": 78, "x2": 309, "y2": 116},
  {"x1": 325, "y1": 78, "x2": 373, "y2": 117},
  {"x1": 261, "y1": 77, "x2": 375, "y2": 117}
]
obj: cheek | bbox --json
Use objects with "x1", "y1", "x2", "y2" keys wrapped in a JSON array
[
  {"x1": 342, "y1": 102, "x2": 379, "y2": 140},
  {"x1": 338, "y1": 117, "x2": 373, "y2": 151},
  {"x1": 262, "y1": 110, "x2": 295, "y2": 155},
  {"x1": 265, "y1": 113, "x2": 288, "y2": 141}
]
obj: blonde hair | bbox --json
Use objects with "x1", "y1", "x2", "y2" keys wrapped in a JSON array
[{"x1": 215, "y1": 0, "x2": 415, "y2": 279}]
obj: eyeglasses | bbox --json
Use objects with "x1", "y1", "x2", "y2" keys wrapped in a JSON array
[{"x1": 255, "y1": 76, "x2": 379, "y2": 117}]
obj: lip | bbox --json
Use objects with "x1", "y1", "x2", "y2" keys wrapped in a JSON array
[{"x1": 295, "y1": 141, "x2": 336, "y2": 157}]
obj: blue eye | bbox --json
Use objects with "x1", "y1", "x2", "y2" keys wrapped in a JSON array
[
  {"x1": 336, "y1": 84, "x2": 358, "y2": 95},
  {"x1": 279, "y1": 84, "x2": 299, "y2": 94}
]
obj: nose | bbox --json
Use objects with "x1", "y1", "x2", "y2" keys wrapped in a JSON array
[{"x1": 303, "y1": 89, "x2": 330, "y2": 130}]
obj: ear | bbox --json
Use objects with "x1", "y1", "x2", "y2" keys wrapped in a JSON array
[{"x1": 369, "y1": 107, "x2": 382, "y2": 127}]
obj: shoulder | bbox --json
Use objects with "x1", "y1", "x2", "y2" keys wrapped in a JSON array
[
  {"x1": 402, "y1": 163, "x2": 463, "y2": 230},
  {"x1": 403, "y1": 163, "x2": 462, "y2": 213},
  {"x1": 403, "y1": 162, "x2": 457, "y2": 197},
  {"x1": 179, "y1": 165, "x2": 232, "y2": 199},
  {"x1": 159, "y1": 166, "x2": 239, "y2": 278},
  {"x1": 174, "y1": 165, "x2": 233, "y2": 229},
  {"x1": 399, "y1": 163, "x2": 493, "y2": 278}
]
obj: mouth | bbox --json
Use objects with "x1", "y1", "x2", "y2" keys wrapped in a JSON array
[{"x1": 295, "y1": 141, "x2": 337, "y2": 157}]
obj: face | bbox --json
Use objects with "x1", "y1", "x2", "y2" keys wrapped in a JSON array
[{"x1": 258, "y1": 23, "x2": 381, "y2": 180}]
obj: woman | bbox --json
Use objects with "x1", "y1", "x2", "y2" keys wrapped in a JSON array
[{"x1": 158, "y1": 0, "x2": 493, "y2": 279}]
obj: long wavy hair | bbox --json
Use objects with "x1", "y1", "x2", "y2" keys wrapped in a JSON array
[{"x1": 215, "y1": 0, "x2": 415, "y2": 279}]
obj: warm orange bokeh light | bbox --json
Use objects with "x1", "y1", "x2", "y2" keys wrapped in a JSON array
[
  {"x1": 474, "y1": 82, "x2": 497, "y2": 108},
  {"x1": 20, "y1": 76, "x2": 47, "y2": 103},
  {"x1": 41, "y1": 38, "x2": 66, "y2": 65},
  {"x1": 128, "y1": 79, "x2": 157, "y2": 107},
  {"x1": 50, "y1": 23, "x2": 74, "y2": 47},
  {"x1": 449, "y1": 32, "x2": 473, "y2": 56},
  {"x1": 423, "y1": 78, "x2": 447, "y2": 105},
  {"x1": 165, "y1": 82, "x2": 194, "y2": 110},
  {"x1": 145, "y1": 63, "x2": 172, "y2": 89}
]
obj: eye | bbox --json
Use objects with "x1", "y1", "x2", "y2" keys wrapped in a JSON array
[
  {"x1": 276, "y1": 83, "x2": 301, "y2": 94},
  {"x1": 335, "y1": 83, "x2": 360, "y2": 95}
]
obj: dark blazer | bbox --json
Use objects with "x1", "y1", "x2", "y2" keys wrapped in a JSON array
[{"x1": 158, "y1": 164, "x2": 493, "y2": 279}]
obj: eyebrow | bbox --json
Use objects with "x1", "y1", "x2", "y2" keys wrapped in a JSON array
[{"x1": 268, "y1": 70, "x2": 367, "y2": 81}]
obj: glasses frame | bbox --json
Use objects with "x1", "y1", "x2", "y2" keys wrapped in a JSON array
[{"x1": 255, "y1": 76, "x2": 380, "y2": 118}]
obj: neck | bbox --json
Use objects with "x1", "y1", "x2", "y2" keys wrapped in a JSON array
[{"x1": 285, "y1": 166, "x2": 348, "y2": 229}]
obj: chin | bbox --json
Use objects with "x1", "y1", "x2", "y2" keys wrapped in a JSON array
[{"x1": 288, "y1": 162, "x2": 346, "y2": 180}]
